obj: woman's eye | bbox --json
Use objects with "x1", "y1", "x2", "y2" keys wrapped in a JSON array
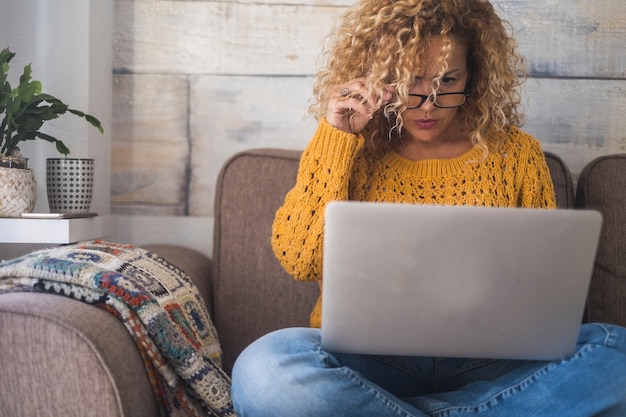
[{"x1": 441, "y1": 77, "x2": 456, "y2": 84}]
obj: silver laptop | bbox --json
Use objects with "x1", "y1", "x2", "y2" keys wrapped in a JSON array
[{"x1": 321, "y1": 201, "x2": 602, "y2": 360}]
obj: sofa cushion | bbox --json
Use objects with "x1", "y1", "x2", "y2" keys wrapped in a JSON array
[{"x1": 576, "y1": 154, "x2": 626, "y2": 326}]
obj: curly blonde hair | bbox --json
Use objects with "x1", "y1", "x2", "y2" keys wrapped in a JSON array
[{"x1": 310, "y1": 0, "x2": 527, "y2": 156}]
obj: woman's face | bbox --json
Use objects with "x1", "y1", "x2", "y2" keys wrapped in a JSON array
[{"x1": 401, "y1": 37, "x2": 470, "y2": 146}]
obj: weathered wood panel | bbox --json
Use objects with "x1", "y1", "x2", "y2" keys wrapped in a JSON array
[
  {"x1": 523, "y1": 78, "x2": 626, "y2": 177},
  {"x1": 111, "y1": 73, "x2": 190, "y2": 214},
  {"x1": 493, "y1": 0, "x2": 626, "y2": 78},
  {"x1": 114, "y1": 0, "x2": 625, "y2": 78},
  {"x1": 188, "y1": 75, "x2": 317, "y2": 216},
  {"x1": 114, "y1": 0, "x2": 342, "y2": 75}
]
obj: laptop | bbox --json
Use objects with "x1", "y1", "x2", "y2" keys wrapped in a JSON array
[{"x1": 321, "y1": 201, "x2": 602, "y2": 361}]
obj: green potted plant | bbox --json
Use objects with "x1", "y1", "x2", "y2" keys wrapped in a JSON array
[{"x1": 0, "y1": 47, "x2": 103, "y2": 217}]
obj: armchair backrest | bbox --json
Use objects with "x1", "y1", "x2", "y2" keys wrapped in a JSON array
[
  {"x1": 213, "y1": 149, "x2": 318, "y2": 374},
  {"x1": 576, "y1": 154, "x2": 626, "y2": 327}
]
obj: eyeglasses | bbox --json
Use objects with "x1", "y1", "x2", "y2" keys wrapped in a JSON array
[{"x1": 406, "y1": 91, "x2": 470, "y2": 109}]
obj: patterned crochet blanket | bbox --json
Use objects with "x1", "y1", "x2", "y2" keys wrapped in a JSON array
[{"x1": 0, "y1": 240, "x2": 234, "y2": 417}]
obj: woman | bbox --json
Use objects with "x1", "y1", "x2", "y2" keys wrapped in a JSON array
[{"x1": 231, "y1": 0, "x2": 626, "y2": 415}]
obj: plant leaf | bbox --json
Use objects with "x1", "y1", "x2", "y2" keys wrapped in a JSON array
[
  {"x1": 19, "y1": 64, "x2": 32, "y2": 85},
  {"x1": 85, "y1": 114, "x2": 104, "y2": 133},
  {"x1": 1, "y1": 48, "x2": 103, "y2": 156},
  {"x1": 68, "y1": 108, "x2": 104, "y2": 133},
  {"x1": 55, "y1": 140, "x2": 70, "y2": 155},
  {"x1": 35, "y1": 132, "x2": 70, "y2": 156}
]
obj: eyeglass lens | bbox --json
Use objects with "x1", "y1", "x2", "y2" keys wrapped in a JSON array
[{"x1": 407, "y1": 92, "x2": 468, "y2": 109}]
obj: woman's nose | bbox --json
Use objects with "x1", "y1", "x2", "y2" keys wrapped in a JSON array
[{"x1": 420, "y1": 94, "x2": 436, "y2": 110}]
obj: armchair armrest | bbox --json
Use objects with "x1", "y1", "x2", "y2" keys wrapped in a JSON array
[{"x1": 0, "y1": 292, "x2": 158, "y2": 417}]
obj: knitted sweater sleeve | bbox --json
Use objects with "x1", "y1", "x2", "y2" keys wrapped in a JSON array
[
  {"x1": 271, "y1": 118, "x2": 365, "y2": 282},
  {"x1": 517, "y1": 131, "x2": 557, "y2": 209}
]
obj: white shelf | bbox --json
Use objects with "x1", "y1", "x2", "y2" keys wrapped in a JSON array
[{"x1": 0, "y1": 215, "x2": 118, "y2": 244}]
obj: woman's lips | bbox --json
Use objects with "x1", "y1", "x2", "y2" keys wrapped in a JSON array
[{"x1": 416, "y1": 119, "x2": 437, "y2": 129}]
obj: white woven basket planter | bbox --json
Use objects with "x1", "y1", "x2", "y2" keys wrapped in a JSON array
[{"x1": 0, "y1": 167, "x2": 37, "y2": 217}]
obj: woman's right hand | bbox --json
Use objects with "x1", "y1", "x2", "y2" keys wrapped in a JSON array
[{"x1": 326, "y1": 79, "x2": 393, "y2": 134}]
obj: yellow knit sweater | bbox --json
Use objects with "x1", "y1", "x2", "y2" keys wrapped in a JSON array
[{"x1": 272, "y1": 118, "x2": 557, "y2": 328}]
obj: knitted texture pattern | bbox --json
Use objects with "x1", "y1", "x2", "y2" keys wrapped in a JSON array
[
  {"x1": 272, "y1": 119, "x2": 557, "y2": 327},
  {"x1": 0, "y1": 240, "x2": 234, "y2": 417}
]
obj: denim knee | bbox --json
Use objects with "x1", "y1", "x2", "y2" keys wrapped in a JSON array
[
  {"x1": 231, "y1": 327, "x2": 322, "y2": 417},
  {"x1": 578, "y1": 323, "x2": 626, "y2": 353}
]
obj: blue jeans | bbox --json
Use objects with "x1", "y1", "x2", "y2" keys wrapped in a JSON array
[{"x1": 232, "y1": 324, "x2": 626, "y2": 416}]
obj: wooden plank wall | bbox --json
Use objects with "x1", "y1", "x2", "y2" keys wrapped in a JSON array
[{"x1": 112, "y1": 0, "x2": 625, "y2": 222}]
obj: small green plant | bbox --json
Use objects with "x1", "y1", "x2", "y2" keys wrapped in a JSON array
[{"x1": 0, "y1": 47, "x2": 103, "y2": 159}]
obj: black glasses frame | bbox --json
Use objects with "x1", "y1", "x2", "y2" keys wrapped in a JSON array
[{"x1": 406, "y1": 91, "x2": 471, "y2": 110}]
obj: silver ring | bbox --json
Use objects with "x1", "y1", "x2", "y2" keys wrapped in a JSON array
[{"x1": 340, "y1": 87, "x2": 351, "y2": 97}]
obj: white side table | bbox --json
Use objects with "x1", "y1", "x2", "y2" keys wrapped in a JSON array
[{"x1": 0, "y1": 215, "x2": 118, "y2": 244}]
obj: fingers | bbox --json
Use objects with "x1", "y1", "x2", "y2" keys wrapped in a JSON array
[
  {"x1": 327, "y1": 80, "x2": 394, "y2": 134},
  {"x1": 334, "y1": 81, "x2": 373, "y2": 112}
]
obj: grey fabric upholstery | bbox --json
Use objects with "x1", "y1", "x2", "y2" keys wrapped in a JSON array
[
  {"x1": 576, "y1": 154, "x2": 626, "y2": 326},
  {"x1": 544, "y1": 151, "x2": 575, "y2": 209},
  {"x1": 0, "y1": 293, "x2": 158, "y2": 417},
  {"x1": 1, "y1": 148, "x2": 623, "y2": 416},
  {"x1": 212, "y1": 149, "x2": 318, "y2": 374}
]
